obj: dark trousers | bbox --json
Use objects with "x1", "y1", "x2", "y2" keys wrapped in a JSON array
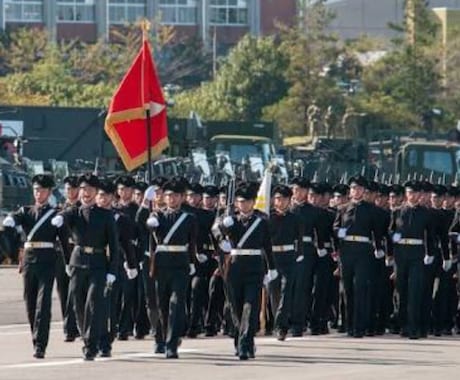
[
  {"x1": 291, "y1": 246, "x2": 316, "y2": 333},
  {"x1": 311, "y1": 256, "x2": 332, "y2": 332},
  {"x1": 135, "y1": 267, "x2": 151, "y2": 337},
  {"x1": 226, "y1": 264, "x2": 262, "y2": 354},
  {"x1": 394, "y1": 248, "x2": 424, "y2": 336},
  {"x1": 269, "y1": 260, "x2": 295, "y2": 332},
  {"x1": 55, "y1": 255, "x2": 78, "y2": 337},
  {"x1": 433, "y1": 267, "x2": 456, "y2": 332},
  {"x1": 70, "y1": 267, "x2": 105, "y2": 354},
  {"x1": 23, "y1": 262, "x2": 55, "y2": 352},
  {"x1": 117, "y1": 269, "x2": 136, "y2": 337},
  {"x1": 99, "y1": 279, "x2": 120, "y2": 352},
  {"x1": 141, "y1": 256, "x2": 163, "y2": 344},
  {"x1": 205, "y1": 273, "x2": 225, "y2": 334},
  {"x1": 341, "y1": 244, "x2": 373, "y2": 335},
  {"x1": 155, "y1": 266, "x2": 188, "y2": 352},
  {"x1": 189, "y1": 261, "x2": 216, "y2": 333}
]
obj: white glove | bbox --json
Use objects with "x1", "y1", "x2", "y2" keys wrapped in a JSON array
[
  {"x1": 106, "y1": 273, "x2": 116, "y2": 285},
  {"x1": 374, "y1": 249, "x2": 385, "y2": 259},
  {"x1": 219, "y1": 239, "x2": 232, "y2": 253},
  {"x1": 222, "y1": 216, "x2": 234, "y2": 228},
  {"x1": 385, "y1": 257, "x2": 394, "y2": 267},
  {"x1": 196, "y1": 253, "x2": 208, "y2": 263},
  {"x1": 423, "y1": 255, "x2": 434, "y2": 265},
  {"x1": 263, "y1": 269, "x2": 278, "y2": 286},
  {"x1": 143, "y1": 185, "x2": 156, "y2": 201},
  {"x1": 337, "y1": 228, "x2": 347, "y2": 239},
  {"x1": 65, "y1": 265, "x2": 72, "y2": 277},
  {"x1": 51, "y1": 215, "x2": 64, "y2": 228},
  {"x1": 457, "y1": 235, "x2": 460, "y2": 243},
  {"x1": 317, "y1": 249, "x2": 328, "y2": 258},
  {"x1": 123, "y1": 261, "x2": 138, "y2": 280},
  {"x1": 296, "y1": 255, "x2": 304, "y2": 263},
  {"x1": 392, "y1": 233, "x2": 402, "y2": 243},
  {"x1": 146, "y1": 216, "x2": 159, "y2": 228},
  {"x1": 189, "y1": 263, "x2": 196, "y2": 276},
  {"x1": 2, "y1": 216, "x2": 15, "y2": 228},
  {"x1": 443, "y1": 259, "x2": 452, "y2": 272}
]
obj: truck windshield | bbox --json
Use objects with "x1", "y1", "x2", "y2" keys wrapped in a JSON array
[
  {"x1": 422, "y1": 150, "x2": 453, "y2": 175},
  {"x1": 214, "y1": 141, "x2": 271, "y2": 164}
]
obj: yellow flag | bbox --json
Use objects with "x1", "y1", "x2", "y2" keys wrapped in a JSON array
[{"x1": 254, "y1": 169, "x2": 272, "y2": 215}]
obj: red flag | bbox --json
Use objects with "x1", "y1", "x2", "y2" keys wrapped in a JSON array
[{"x1": 104, "y1": 39, "x2": 168, "y2": 171}]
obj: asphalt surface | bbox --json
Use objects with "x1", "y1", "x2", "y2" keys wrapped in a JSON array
[{"x1": 1, "y1": 266, "x2": 460, "y2": 380}]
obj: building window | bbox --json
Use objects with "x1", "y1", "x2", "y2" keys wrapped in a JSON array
[
  {"x1": 210, "y1": 0, "x2": 248, "y2": 26},
  {"x1": 108, "y1": 0, "x2": 146, "y2": 25},
  {"x1": 159, "y1": 0, "x2": 197, "y2": 25},
  {"x1": 5, "y1": 0, "x2": 43, "y2": 22},
  {"x1": 57, "y1": 0, "x2": 95, "y2": 23}
]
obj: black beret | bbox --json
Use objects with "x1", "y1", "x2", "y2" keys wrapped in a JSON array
[
  {"x1": 186, "y1": 183, "x2": 204, "y2": 195},
  {"x1": 203, "y1": 185, "x2": 219, "y2": 197},
  {"x1": 320, "y1": 182, "x2": 333, "y2": 194},
  {"x1": 366, "y1": 181, "x2": 379, "y2": 192},
  {"x1": 133, "y1": 181, "x2": 148, "y2": 192},
  {"x1": 404, "y1": 180, "x2": 421, "y2": 192},
  {"x1": 308, "y1": 183, "x2": 322, "y2": 194},
  {"x1": 151, "y1": 176, "x2": 167, "y2": 189},
  {"x1": 32, "y1": 174, "x2": 55, "y2": 189},
  {"x1": 162, "y1": 179, "x2": 186, "y2": 194},
  {"x1": 171, "y1": 176, "x2": 190, "y2": 189},
  {"x1": 420, "y1": 180, "x2": 434, "y2": 193},
  {"x1": 432, "y1": 184, "x2": 447, "y2": 196},
  {"x1": 272, "y1": 184, "x2": 293, "y2": 198},
  {"x1": 235, "y1": 184, "x2": 258, "y2": 200},
  {"x1": 447, "y1": 185, "x2": 459, "y2": 197},
  {"x1": 333, "y1": 184, "x2": 349, "y2": 196},
  {"x1": 98, "y1": 180, "x2": 116, "y2": 194},
  {"x1": 290, "y1": 176, "x2": 310, "y2": 189},
  {"x1": 377, "y1": 184, "x2": 390, "y2": 196},
  {"x1": 389, "y1": 184, "x2": 404, "y2": 196},
  {"x1": 348, "y1": 175, "x2": 368, "y2": 188},
  {"x1": 78, "y1": 173, "x2": 100, "y2": 188},
  {"x1": 115, "y1": 175, "x2": 135, "y2": 188},
  {"x1": 63, "y1": 175, "x2": 78, "y2": 187}
]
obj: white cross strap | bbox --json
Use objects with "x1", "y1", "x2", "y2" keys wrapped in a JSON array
[
  {"x1": 237, "y1": 217, "x2": 261, "y2": 248},
  {"x1": 163, "y1": 212, "x2": 188, "y2": 245},
  {"x1": 27, "y1": 208, "x2": 56, "y2": 242}
]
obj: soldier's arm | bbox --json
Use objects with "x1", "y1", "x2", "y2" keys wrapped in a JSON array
[
  {"x1": 371, "y1": 205, "x2": 384, "y2": 251},
  {"x1": 261, "y1": 219, "x2": 275, "y2": 270},
  {"x1": 106, "y1": 212, "x2": 120, "y2": 275},
  {"x1": 188, "y1": 214, "x2": 198, "y2": 265},
  {"x1": 56, "y1": 217, "x2": 71, "y2": 265},
  {"x1": 424, "y1": 209, "x2": 435, "y2": 257},
  {"x1": 119, "y1": 215, "x2": 138, "y2": 269}
]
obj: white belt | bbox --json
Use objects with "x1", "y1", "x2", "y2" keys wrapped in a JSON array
[
  {"x1": 395, "y1": 238, "x2": 423, "y2": 246},
  {"x1": 324, "y1": 242, "x2": 332, "y2": 248},
  {"x1": 343, "y1": 235, "x2": 370, "y2": 243},
  {"x1": 302, "y1": 236, "x2": 313, "y2": 243},
  {"x1": 203, "y1": 244, "x2": 214, "y2": 251},
  {"x1": 272, "y1": 244, "x2": 295, "y2": 253},
  {"x1": 24, "y1": 242, "x2": 54, "y2": 249},
  {"x1": 230, "y1": 249, "x2": 262, "y2": 256},
  {"x1": 156, "y1": 244, "x2": 188, "y2": 253}
]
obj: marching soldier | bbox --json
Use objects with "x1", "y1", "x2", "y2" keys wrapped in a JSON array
[
  {"x1": 146, "y1": 178, "x2": 198, "y2": 359},
  {"x1": 3, "y1": 174, "x2": 70, "y2": 359},
  {"x1": 268, "y1": 184, "x2": 303, "y2": 341},
  {"x1": 56, "y1": 173, "x2": 119, "y2": 360},
  {"x1": 333, "y1": 176, "x2": 384, "y2": 338},
  {"x1": 56, "y1": 175, "x2": 80, "y2": 342},
  {"x1": 218, "y1": 183, "x2": 278, "y2": 360},
  {"x1": 387, "y1": 181, "x2": 435, "y2": 339}
]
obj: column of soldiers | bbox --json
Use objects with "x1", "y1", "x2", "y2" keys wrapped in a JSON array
[{"x1": 6, "y1": 171, "x2": 460, "y2": 361}]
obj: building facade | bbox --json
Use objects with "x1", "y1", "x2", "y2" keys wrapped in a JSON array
[{"x1": 0, "y1": 0, "x2": 297, "y2": 47}]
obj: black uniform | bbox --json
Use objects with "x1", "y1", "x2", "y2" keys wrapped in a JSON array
[
  {"x1": 61, "y1": 204, "x2": 119, "y2": 358},
  {"x1": 219, "y1": 212, "x2": 276, "y2": 359},
  {"x1": 268, "y1": 208, "x2": 302, "y2": 336},
  {"x1": 388, "y1": 204, "x2": 434, "y2": 338},
  {"x1": 11, "y1": 204, "x2": 69, "y2": 356},
  {"x1": 149, "y1": 207, "x2": 197, "y2": 358},
  {"x1": 334, "y1": 200, "x2": 383, "y2": 337}
]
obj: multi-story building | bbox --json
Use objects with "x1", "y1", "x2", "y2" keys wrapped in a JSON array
[{"x1": 0, "y1": 0, "x2": 297, "y2": 48}]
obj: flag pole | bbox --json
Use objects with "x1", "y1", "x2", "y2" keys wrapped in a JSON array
[{"x1": 141, "y1": 19, "x2": 153, "y2": 185}]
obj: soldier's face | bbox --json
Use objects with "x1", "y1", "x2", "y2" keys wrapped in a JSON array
[
  {"x1": 405, "y1": 189, "x2": 420, "y2": 204},
  {"x1": 79, "y1": 184, "x2": 97, "y2": 205},
  {"x1": 308, "y1": 191, "x2": 319, "y2": 205},
  {"x1": 349, "y1": 184, "x2": 365, "y2": 200},
  {"x1": 203, "y1": 195, "x2": 217, "y2": 210},
  {"x1": 117, "y1": 185, "x2": 133, "y2": 202},
  {"x1": 292, "y1": 185, "x2": 308, "y2": 203},
  {"x1": 430, "y1": 193, "x2": 443, "y2": 208},
  {"x1": 236, "y1": 198, "x2": 254, "y2": 214},
  {"x1": 155, "y1": 188, "x2": 164, "y2": 206},
  {"x1": 133, "y1": 190, "x2": 143, "y2": 205},
  {"x1": 64, "y1": 184, "x2": 79, "y2": 201},
  {"x1": 186, "y1": 193, "x2": 202, "y2": 208},
  {"x1": 219, "y1": 194, "x2": 227, "y2": 208},
  {"x1": 96, "y1": 191, "x2": 113, "y2": 209},
  {"x1": 164, "y1": 191, "x2": 183, "y2": 209},
  {"x1": 33, "y1": 185, "x2": 51, "y2": 205},
  {"x1": 273, "y1": 195, "x2": 290, "y2": 211}
]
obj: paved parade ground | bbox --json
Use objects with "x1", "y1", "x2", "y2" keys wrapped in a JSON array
[{"x1": 1, "y1": 267, "x2": 459, "y2": 380}]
